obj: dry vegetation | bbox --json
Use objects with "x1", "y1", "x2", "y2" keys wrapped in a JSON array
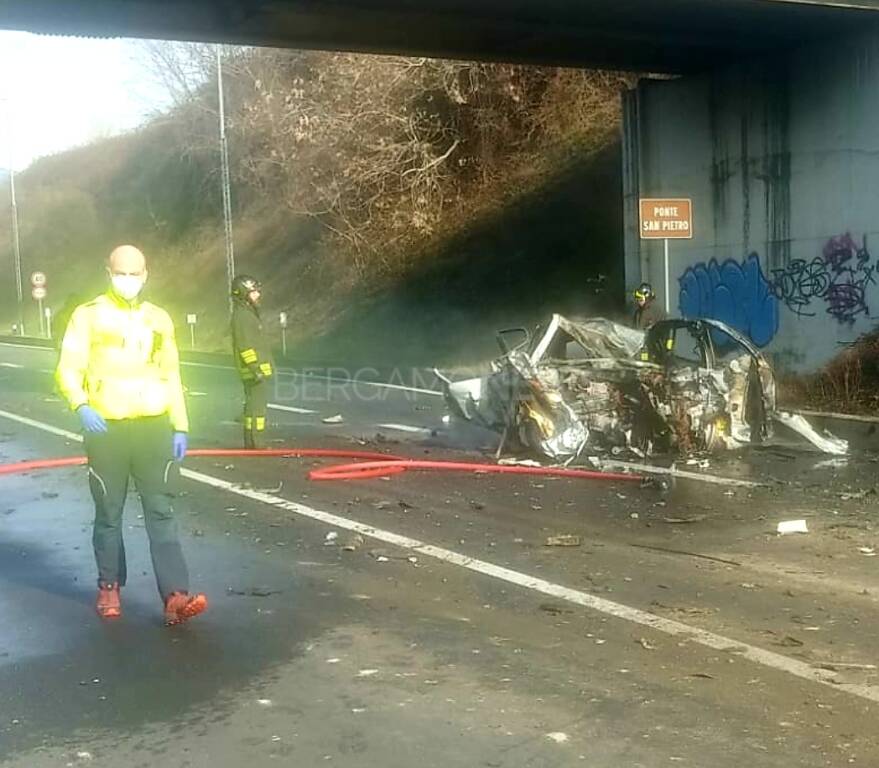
[
  {"x1": 150, "y1": 45, "x2": 635, "y2": 277},
  {"x1": 1, "y1": 45, "x2": 635, "y2": 353}
]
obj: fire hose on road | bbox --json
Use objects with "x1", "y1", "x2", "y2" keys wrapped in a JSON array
[{"x1": 0, "y1": 448, "x2": 643, "y2": 483}]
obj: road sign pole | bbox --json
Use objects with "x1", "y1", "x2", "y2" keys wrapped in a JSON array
[
  {"x1": 190, "y1": 324, "x2": 196, "y2": 349},
  {"x1": 664, "y1": 238, "x2": 670, "y2": 314},
  {"x1": 282, "y1": 327, "x2": 287, "y2": 357},
  {"x1": 45, "y1": 307, "x2": 52, "y2": 340}
]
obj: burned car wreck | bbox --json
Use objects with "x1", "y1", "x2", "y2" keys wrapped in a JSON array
[{"x1": 437, "y1": 315, "x2": 847, "y2": 461}]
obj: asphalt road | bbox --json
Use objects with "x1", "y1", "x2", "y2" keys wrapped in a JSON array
[{"x1": 2, "y1": 340, "x2": 879, "y2": 767}]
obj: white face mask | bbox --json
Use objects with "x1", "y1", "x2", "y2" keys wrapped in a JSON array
[{"x1": 111, "y1": 274, "x2": 146, "y2": 301}]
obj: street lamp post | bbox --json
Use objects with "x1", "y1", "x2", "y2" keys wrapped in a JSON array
[
  {"x1": 2, "y1": 97, "x2": 24, "y2": 335},
  {"x1": 9, "y1": 164, "x2": 23, "y2": 335},
  {"x1": 216, "y1": 45, "x2": 235, "y2": 315}
]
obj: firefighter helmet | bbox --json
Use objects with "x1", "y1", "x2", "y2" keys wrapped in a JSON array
[
  {"x1": 231, "y1": 274, "x2": 261, "y2": 300},
  {"x1": 633, "y1": 282, "x2": 655, "y2": 302}
]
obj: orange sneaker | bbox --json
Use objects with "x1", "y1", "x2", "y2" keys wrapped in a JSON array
[
  {"x1": 164, "y1": 592, "x2": 208, "y2": 626},
  {"x1": 96, "y1": 583, "x2": 121, "y2": 619}
]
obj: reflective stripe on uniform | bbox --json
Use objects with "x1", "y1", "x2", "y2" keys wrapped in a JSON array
[
  {"x1": 255, "y1": 417, "x2": 266, "y2": 431},
  {"x1": 240, "y1": 348, "x2": 258, "y2": 363}
]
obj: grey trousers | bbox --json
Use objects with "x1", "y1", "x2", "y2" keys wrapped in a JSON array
[{"x1": 84, "y1": 415, "x2": 189, "y2": 599}]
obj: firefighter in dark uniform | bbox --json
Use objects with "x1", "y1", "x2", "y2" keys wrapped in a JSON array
[
  {"x1": 231, "y1": 275, "x2": 273, "y2": 449},
  {"x1": 632, "y1": 282, "x2": 666, "y2": 330}
]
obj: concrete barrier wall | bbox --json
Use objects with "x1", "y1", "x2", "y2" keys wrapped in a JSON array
[{"x1": 623, "y1": 32, "x2": 879, "y2": 372}]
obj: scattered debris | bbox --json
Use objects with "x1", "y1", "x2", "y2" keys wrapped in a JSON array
[
  {"x1": 539, "y1": 603, "x2": 574, "y2": 616},
  {"x1": 357, "y1": 669, "x2": 380, "y2": 677},
  {"x1": 774, "y1": 635, "x2": 804, "y2": 648},
  {"x1": 840, "y1": 489, "x2": 876, "y2": 501},
  {"x1": 631, "y1": 543, "x2": 741, "y2": 566},
  {"x1": 342, "y1": 535, "x2": 365, "y2": 552},
  {"x1": 323, "y1": 414, "x2": 345, "y2": 424},
  {"x1": 662, "y1": 515, "x2": 707, "y2": 524},
  {"x1": 41, "y1": 491, "x2": 59, "y2": 499},
  {"x1": 257, "y1": 699, "x2": 273, "y2": 706},
  {"x1": 858, "y1": 546, "x2": 876, "y2": 557},
  {"x1": 777, "y1": 520, "x2": 809, "y2": 535},
  {"x1": 545, "y1": 534, "x2": 582, "y2": 547},
  {"x1": 227, "y1": 587, "x2": 280, "y2": 597},
  {"x1": 637, "y1": 637, "x2": 656, "y2": 650},
  {"x1": 324, "y1": 531, "x2": 339, "y2": 545},
  {"x1": 258, "y1": 482, "x2": 284, "y2": 493},
  {"x1": 546, "y1": 732, "x2": 569, "y2": 744},
  {"x1": 688, "y1": 673, "x2": 715, "y2": 680}
]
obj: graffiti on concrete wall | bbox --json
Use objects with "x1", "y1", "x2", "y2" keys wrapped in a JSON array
[
  {"x1": 678, "y1": 252, "x2": 779, "y2": 347},
  {"x1": 768, "y1": 234, "x2": 875, "y2": 326},
  {"x1": 679, "y1": 235, "x2": 876, "y2": 347}
]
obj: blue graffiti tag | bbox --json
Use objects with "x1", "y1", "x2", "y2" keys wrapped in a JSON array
[{"x1": 678, "y1": 253, "x2": 780, "y2": 347}]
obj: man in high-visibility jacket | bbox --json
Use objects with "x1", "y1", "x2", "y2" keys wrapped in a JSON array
[
  {"x1": 230, "y1": 274, "x2": 273, "y2": 449},
  {"x1": 56, "y1": 244, "x2": 208, "y2": 625}
]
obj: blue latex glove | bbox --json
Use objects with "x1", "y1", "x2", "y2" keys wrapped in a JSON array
[
  {"x1": 77, "y1": 405, "x2": 107, "y2": 434},
  {"x1": 172, "y1": 432, "x2": 188, "y2": 462}
]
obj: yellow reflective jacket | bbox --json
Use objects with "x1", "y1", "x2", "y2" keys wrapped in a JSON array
[{"x1": 55, "y1": 292, "x2": 189, "y2": 431}]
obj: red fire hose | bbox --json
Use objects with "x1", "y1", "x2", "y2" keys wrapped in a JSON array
[{"x1": 0, "y1": 448, "x2": 641, "y2": 484}]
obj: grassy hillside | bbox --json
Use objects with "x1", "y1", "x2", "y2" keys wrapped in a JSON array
[{"x1": 0, "y1": 50, "x2": 632, "y2": 366}]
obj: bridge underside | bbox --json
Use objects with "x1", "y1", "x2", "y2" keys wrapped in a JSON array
[{"x1": 1, "y1": 0, "x2": 878, "y2": 71}]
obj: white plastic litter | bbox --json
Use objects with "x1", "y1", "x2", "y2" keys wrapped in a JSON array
[{"x1": 777, "y1": 519, "x2": 809, "y2": 535}]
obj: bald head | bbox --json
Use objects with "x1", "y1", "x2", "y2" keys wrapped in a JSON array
[
  {"x1": 108, "y1": 245, "x2": 147, "y2": 276},
  {"x1": 107, "y1": 245, "x2": 148, "y2": 301}
]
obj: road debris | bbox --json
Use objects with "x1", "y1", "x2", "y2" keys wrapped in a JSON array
[
  {"x1": 545, "y1": 534, "x2": 581, "y2": 547},
  {"x1": 324, "y1": 531, "x2": 339, "y2": 545},
  {"x1": 342, "y1": 535, "x2": 365, "y2": 551},
  {"x1": 631, "y1": 543, "x2": 741, "y2": 567},
  {"x1": 688, "y1": 673, "x2": 715, "y2": 680},
  {"x1": 840, "y1": 489, "x2": 876, "y2": 501},
  {"x1": 777, "y1": 520, "x2": 809, "y2": 535},
  {"x1": 637, "y1": 637, "x2": 656, "y2": 650},
  {"x1": 357, "y1": 669, "x2": 380, "y2": 677},
  {"x1": 858, "y1": 546, "x2": 876, "y2": 557},
  {"x1": 257, "y1": 699, "x2": 273, "y2": 706},
  {"x1": 546, "y1": 732, "x2": 569, "y2": 744},
  {"x1": 322, "y1": 414, "x2": 345, "y2": 424},
  {"x1": 227, "y1": 586, "x2": 280, "y2": 597},
  {"x1": 662, "y1": 515, "x2": 707, "y2": 524},
  {"x1": 539, "y1": 603, "x2": 574, "y2": 615}
]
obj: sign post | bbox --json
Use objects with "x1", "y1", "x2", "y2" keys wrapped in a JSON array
[
  {"x1": 638, "y1": 199, "x2": 693, "y2": 314},
  {"x1": 30, "y1": 271, "x2": 47, "y2": 337},
  {"x1": 186, "y1": 313, "x2": 197, "y2": 349},
  {"x1": 44, "y1": 306, "x2": 52, "y2": 340},
  {"x1": 279, "y1": 312, "x2": 288, "y2": 358}
]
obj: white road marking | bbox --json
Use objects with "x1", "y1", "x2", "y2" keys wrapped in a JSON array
[
  {"x1": 0, "y1": 362, "x2": 24, "y2": 369},
  {"x1": 291, "y1": 371, "x2": 442, "y2": 397},
  {"x1": 0, "y1": 341, "x2": 53, "y2": 353},
  {"x1": 2, "y1": 407, "x2": 879, "y2": 705},
  {"x1": 376, "y1": 423, "x2": 432, "y2": 434},
  {"x1": 0, "y1": 342, "x2": 444, "y2": 398},
  {"x1": 268, "y1": 403, "x2": 319, "y2": 415},
  {"x1": 596, "y1": 458, "x2": 764, "y2": 489}
]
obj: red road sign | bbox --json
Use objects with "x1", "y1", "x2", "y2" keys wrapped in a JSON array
[
  {"x1": 31, "y1": 271, "x2": 47, "y2": 287},
  {"x1": 31, "y1": 286, "x2": 47, "y2": 300}
]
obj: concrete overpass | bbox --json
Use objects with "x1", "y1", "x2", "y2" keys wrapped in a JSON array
[{"x1": 0, "y1": 0, "x2": 878, "y2": 72}]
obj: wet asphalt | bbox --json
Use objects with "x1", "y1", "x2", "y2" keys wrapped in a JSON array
[{"x1": 2, "y1": 341, "x2": 879, "y2": 767}]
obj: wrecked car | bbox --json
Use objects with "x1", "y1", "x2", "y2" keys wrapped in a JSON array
[{"x1": 437, "y1": 315, "x2": 847, "y2": 461}]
